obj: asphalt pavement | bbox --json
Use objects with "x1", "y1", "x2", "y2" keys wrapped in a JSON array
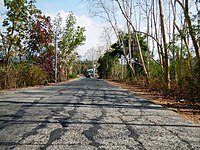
[{"x1": 0, "y1": 78, "x2": 199, "y2": 150}]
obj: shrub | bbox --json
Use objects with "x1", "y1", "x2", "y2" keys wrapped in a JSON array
[
  {"x1": 0, "y1": 63, "x2": 48, "y2": 90},
  {"x1": 0, "y1": 66, "x2": 7, "y2": 90},
  {"x1": 67, "y1": 74, "x2": 77, "y2": 79},
  {"x1": 27, "y1": 64, "x2": 47, "y2": 86}
]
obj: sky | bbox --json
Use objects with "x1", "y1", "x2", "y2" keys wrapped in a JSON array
[
  {"x1": 35, "y1": 0, "x2": 104, "y2": 58},
  {"x1": 2, "y1": 0, "x2": 197, "y2": 59},
  {"x1": 0, "y1": 0, "x2": 105, "y2": 58}
]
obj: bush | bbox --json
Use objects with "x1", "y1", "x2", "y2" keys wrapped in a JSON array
[
  {"x1": 0, "y1": 66, "x2": 7, "y2": 90},
  {"x1": 27, "y1": 64, "x2": 47, "y2": 86},
  {"x1": 0, "y1": 63, "x2": 48, "y2": 90},
  {"x1": 0, "y1": 65, "x2": 17, "y2": 90},
  {"x1": 67, "y1": 74, "x2": 77, "y2": 79}
]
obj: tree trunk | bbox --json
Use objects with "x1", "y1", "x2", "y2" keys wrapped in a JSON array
[
  {"x1": 171, "y1": 0, "x2": 178, "y2": 84},
  {"x1": 176, "y1": 0, "x2": 200, "y2": 66},
  {"x1": 116, "y1": 0, "x2": 149, "y2": 84},
  {"x1": 159, "y1": 0, "x2": 171, "y2": 90},
  {"x1": 152, "y1": 0, "x2": 164, "y2": 70}
]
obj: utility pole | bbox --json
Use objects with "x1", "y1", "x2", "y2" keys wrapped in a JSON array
[
  {"x1": 55, "y1": 33, "x2": 58, "y2": 83},
  {"x1": 92, "y1": 48, "x2": 95, "y2": 77},
  {"x1": 53, "y1": 13, "x2": 62, "y2": 83}
]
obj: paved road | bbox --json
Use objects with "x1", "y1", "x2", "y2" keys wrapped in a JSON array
[{"x1": 0, "y1": 78, "x2": 199, "y2": 150}]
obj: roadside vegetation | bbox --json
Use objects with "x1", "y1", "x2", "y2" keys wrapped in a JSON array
[
  {"x1": 1, "y1": 0, "x2": 199, "y2": 103},
  {"x1": 85, "y1": 0, "x2": 200, "y2": 101},
  {"x1": 0, "y1": 0, "x2": 86, "y2": 90}
]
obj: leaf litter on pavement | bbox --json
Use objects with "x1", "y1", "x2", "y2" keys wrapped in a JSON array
[{"x1": 109, "y1": 81, "x2": 200, "y2": 124}]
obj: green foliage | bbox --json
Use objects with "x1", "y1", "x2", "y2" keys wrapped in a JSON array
[
  {"x1": 0, "y1": 0, "x2": 55, "y2": 89},
  {"x1": 16, "y1": 63, "x2": 47, "y2": 87},
  {"x1": 112, "y1": 32, "x2": 147, "y2": 58},
  {"x1": 0, "y1": 2, "x2": 87, "y2": 89},
  {"x1": 58, "y1": 12, "x2": 86, "y2": 80},
  {"x1": 0, "y1": 63, "x2": 47, "y2": 90},
  {"x1": 110, "y1": 32, "x2": 148, "y2": 77},
  {"x1": 168, "y1": 58, "x2": 199, "y2": 100},
  {"x1": 59, "y1": 13, "x2": 86, "y2": 56},
  {"x1": 148, "y1": 61, "x2": 163, "y2": 78},
  {"x1": 2, "y1": 0, "x2": 40, "y2": 65},
  {"x1": 67, "y1": 74, "x2": 77, "y2": 79},
  {"x1": 146, "y1": 58, "x2": 200, "y2": 100},
  {"x1": 97, "y1": 51, "x2": 119, "y2": 79}
]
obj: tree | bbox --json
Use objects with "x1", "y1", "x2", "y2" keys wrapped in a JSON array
[
  {"x1": 111, "y1": 32, "x2": 148, "y2": 77},
  {"x1": 52, "y1": 13, "x2": 62, "y2": 83},
  {"x1": 84, "y1": 0, "x2": 200, "y2": 100},
  {"x1": 97, "y1": 51, "x2": 119, "y2": 79},
  {"x1": 24, "y1": 13, "x2": 54, "y2": 82},
  {"x1": 37, "y1": 46, "x2": 55, "y2": 82},
  {"x1": 2, "y1": 0, "x2": 31, "y2": 65},
  {"x1": 59, "y1": 12, "x2": 86, "y2": 79},
  {"x1": 115, "y1": 0, "x2": 149, "y2": 84},
  {"x1": 176, "y1": 0, "x2": 200, "y2": 62},
  {"x1": 1, "y1": 0, "x2": 40, "y2": 88},
  {"x1": 158, "y1": 0, "x2": 171, "y2": 90},
  {"x1": 27, "y1": 14, "x2": 53, "y2": 59}
]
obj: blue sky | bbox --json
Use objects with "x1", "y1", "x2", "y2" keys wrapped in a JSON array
[
  {"x1": 35, "y1": 0, "x2": 88, "y2": 16},
  {"x1": 35, "y1": 0, "x2": 104, "y2": 57},
  {"x1": 0, "y1": 0, "x2": 104, "y2": 57}
]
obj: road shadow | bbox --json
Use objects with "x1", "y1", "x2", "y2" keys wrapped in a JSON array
[{"x1": 0, "y1": 100, "x2": 164, "y2": 110}]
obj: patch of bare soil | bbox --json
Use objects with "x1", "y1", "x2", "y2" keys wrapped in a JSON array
[
  {"x1": 0, "y1": 78, "x2": 79, "y2": 95},
  {"x1": 109, "y1": 81, "x2": 200, "y2": 124}
]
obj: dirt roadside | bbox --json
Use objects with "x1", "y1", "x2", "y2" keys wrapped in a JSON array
[{"x1": 109, "y1": 81, "x2": 200, "y2": 124}]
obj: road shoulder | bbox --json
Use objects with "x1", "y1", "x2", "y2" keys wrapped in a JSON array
[{"x1": 108, "y1": 80, "x2": 200, "y2": 125}]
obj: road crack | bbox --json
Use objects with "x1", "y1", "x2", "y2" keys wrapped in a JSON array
[{"x1": 82, "y1": 108, "x2": 106, "y2": 149}]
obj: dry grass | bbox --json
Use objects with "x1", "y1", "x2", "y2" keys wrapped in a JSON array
[{"x1": 109, "y1": 81, "x2": 200, "y2": 124}]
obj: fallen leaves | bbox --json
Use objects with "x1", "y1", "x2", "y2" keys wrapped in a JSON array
[{"x1": 109, "y1": 81, "x2": 200, "y2": 124}]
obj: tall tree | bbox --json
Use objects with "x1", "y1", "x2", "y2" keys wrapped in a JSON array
[
  {"x1": 158, "y1": 0, "x2": 171, "y2": 89},
  {"x1": 52, "y1": 13, "x2": 62, "y2": 83},
  {"x1": 115, "y1": 0, "x2": 149, "y2": 84},
  {"x1": 59, "y1": 12, "x2": 86, "y2": 79},
  {"x1": 176, "y1": 0, "x2": 200, "y2": 62},
  {"x1": 97, "y1": 51, "x2": 119, "y2": 79},
  {"x1": 27, "y1": 14, "x2": 53, "y2": 58},
  {"x1": 2, "y1": 0, "x2": 32, "y2": 65},
  {"x1": 1, "y1": 0, "x2": 39, "y2": 87}
]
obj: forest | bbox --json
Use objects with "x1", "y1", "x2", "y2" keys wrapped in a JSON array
[
  {"x1": 0, "y1": 0, "x2": 200, "y2": 101},
  {"x1": 0, "y1": 0, "x2": 87, "y2": 89},
  {"x1": 87, "y1": 0, "x2": 200, "y2": 101}
]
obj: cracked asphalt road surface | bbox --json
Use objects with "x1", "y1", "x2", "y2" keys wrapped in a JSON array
[{"x1": 0, "y1": 78, "x2": 200, "y2": 150}]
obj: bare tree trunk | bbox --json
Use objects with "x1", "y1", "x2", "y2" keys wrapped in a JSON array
[
  {"x1": 121, "y1": 56, "x2": 124, "y2": 80},
  {"x1": 116, "y1": 0, "x2": 149, "y2": 84},
  {"x1": 197, "y1": 2, "x2": 200, "y2": 51},
  {"x1": 125, "y1": 0, "x2": 133, "y2": 71},
  {"x1": 176, "y1": 0, "x2": 200, "y2": 66},
  {"x1": 172, "y1": 0, "x2": 194, "y2": 76},
  {"x1": 152, "y1": 0, "x2": 164, "y2": 70},
  {"x1": 158, "y1": 0, "x2": 171, "y2": 89},
  {"x1": 171, "y1": 0, "x2": 178, "y2": 84},
  {"x1": 145, "y1": 0, "x2": 152, "y2": 78},
  {"x1": 95, "y1": 0, "x2": 136, "y2": 77}
]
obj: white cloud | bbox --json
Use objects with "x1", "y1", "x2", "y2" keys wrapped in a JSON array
[
  {"x1": 0, "y1": 5, "x2": 105, "y2": 57},
  {"x1": 0, "y1": 0, "x2": 6, "y2": 28},
  {"x1": 46, "y1": 10, "x2": 105, "y2": 57},
  {"x1": 76, "y1": 15, "x2": 104, "y2": 56},
  {"x1": 0, "y1": 0, "x2": 3, "y2": 6}
]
